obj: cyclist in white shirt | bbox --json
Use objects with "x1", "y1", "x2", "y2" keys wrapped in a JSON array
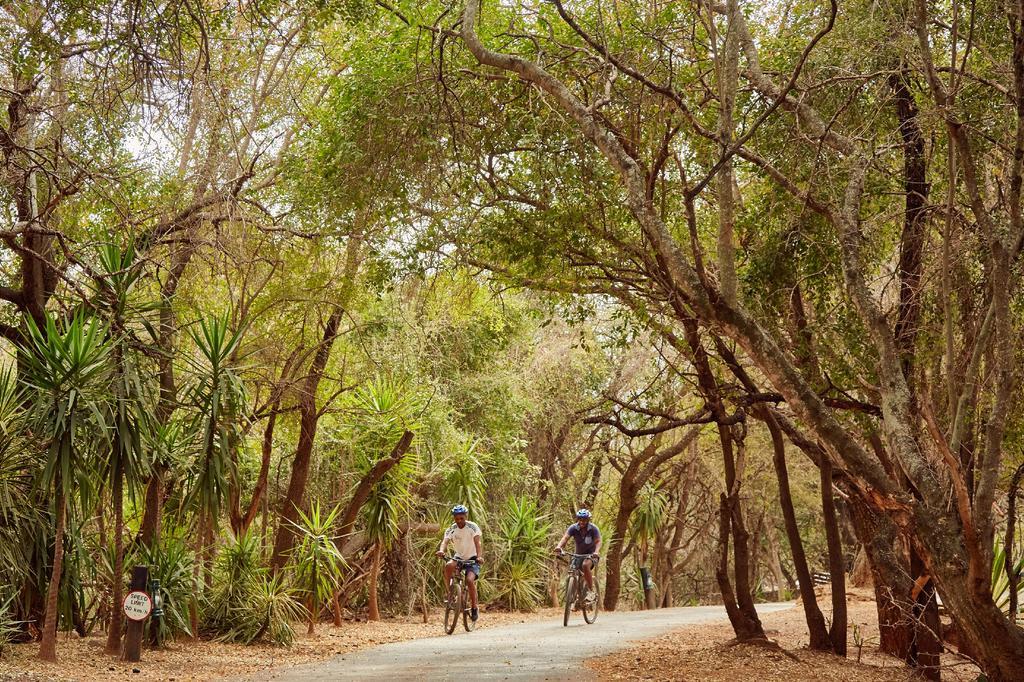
[{"x1": 435, "y1": 504, "x2": 483, "y2": 620}]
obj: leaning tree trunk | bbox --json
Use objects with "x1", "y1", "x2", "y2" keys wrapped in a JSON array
[
  {"x1": 761, "y1": 409, "x2": 831, "y2": 650},
  {"x1": 38, "y1": 487, "x2": 66, "y2": 662}
]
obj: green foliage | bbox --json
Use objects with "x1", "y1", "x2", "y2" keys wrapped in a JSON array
[
  {"x1": 992, "y1": 534, "x2": 1024, "y2": 613},
  {"x1": 205, "y1": 530, "x2": 303, "y2": 645},
  {"x1": 20, "y1": 312, "x2": 110, "y2": 503},
  {"x1": 439, "y1": 438, "x2": 487, "y2": 519},
  {"x1": 289, "y1": 502, "x2": 346, "y2": 627},
  {"x1": 184, "y1": 316, "x2": 248, "y2": 522},
  {"x1": 491, "y1": 497, "x2": 551, "y2": 610},
  {"x1": 0, "y1": 591, "x2": 20, "y2": 658},
  {"x1": 140, "y1": 535, "x2": 197, "y2": 644}
]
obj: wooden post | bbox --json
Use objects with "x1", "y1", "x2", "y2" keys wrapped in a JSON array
[{"x1": 122, "y1": 565, "x2": 149, "y2": 662}]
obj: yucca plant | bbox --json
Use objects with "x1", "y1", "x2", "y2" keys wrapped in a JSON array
[
  {"x1": 139, "y1": 534, "x2": 196, "y2": 645},
  {"x1": 205, "y1": 529, "x2": 302, "y2": 645},
  {"x1": 992, "y1": 533, "x2": 1024, "y2": 615},
  {"x1": 440, "y1": 437, "x2": 487, "y2": 521},
  {"x1": 289, "y1": 502, "x2": 346, "y2": 633},
  {"x1": 347, "y1": 375, "x2": 421, "y2": 620},
  {"x1": 20, "y1": 312, "x2": 110, "y2": 661},
  {"x1": 492, "y1": 497, "x2": 550, "y2": 611},
  {"x1": 184, "y1": 315, "x2": 248, "y2": 525},
  {"x1": 630, "y1": 483, "x2": 669, "y2": 563},
  {"x1": 183, "y1": 315, "x2": 248, "y2": 633},
  {"x1": 0, "y1": 591, "x2": 21, "y2": 658},
  {"x1": 90, "y1": 241, "x2": 154, "y2": 653}
]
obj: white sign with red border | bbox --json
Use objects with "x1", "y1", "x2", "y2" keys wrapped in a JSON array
[{"x1": 123, "y1": 590, "x2": 153, "y2": 621}]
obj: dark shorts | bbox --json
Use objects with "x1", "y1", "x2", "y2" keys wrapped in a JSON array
[
  {"x1": 571, "y1": 555, "x2": 599, "y2": 570},
  {"x1": 456, "y1": 560, "x2": 481, "y2": 578}
]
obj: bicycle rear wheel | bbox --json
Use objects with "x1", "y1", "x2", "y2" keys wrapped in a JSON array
[
  {"x1": 563, "y1": 574, "x2": 576, "y2": 627},
  {"x1": 462, "y1": 578, "x2": 477, "y2": 632},
  {"x1": 444, "y1": 580, "x2": 460, "y2": 634},
  {"x1": 582, "y1": 580, "x2": 599, "y2": 624}
]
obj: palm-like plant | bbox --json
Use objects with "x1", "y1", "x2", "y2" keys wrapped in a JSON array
[
  {"x1": 289, "y1": 502, "x2": 346, "y2": 633},
  {"x1": 91, "y1": 242, "x2": 153, "y2": 654},
  {"x1": 20, "y1": 312, "x2": 110, "y2": 661},
  {"x1": 0, "y1": 367, "x2": 37, "y2": 603},
  {"x1": 184, "y1": 315, "x2": 248, "y2": 524},
  {"x1": 347, "y1": 376, "x2": 420, "y2": 620},
  {"x1": 493, "y1": 497, "x2": 550, "y2": 610},
  {"x1": 440, "y1": 437, "x2": 487, "y2": 521},
  {"x1": 138, "y1": 534, "x2": 196, "y2": 645},
  {"x1": 182, "y1": 315, "x2": 248, "y2": 632},
  {"x1": 205, "y1": 529, "x2": 303, "y2": 645},
  {"x1": 992, "y1": 533, "x2": 1024, "y2": 615}
]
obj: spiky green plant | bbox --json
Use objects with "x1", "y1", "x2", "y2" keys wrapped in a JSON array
[
  {"x1": 90, "y1": 241, "x2": 154, "y2": 653},
  {"x1": 992, "y1": 533, "x2": 1024, "y2": 614},
  {"x1": 630, "y1": 483, "x2": 668, "y2": 561},
  {"x1": 20, "y1": 312, "x2": 110, "y2": 661},
  {"x1": 139, "y1": 535, "x2": 196, "y2": 645},
  {"x1": 183, "y1": 315, "x2": 248, "y2": 525},
  {"x1": 492, "y1": 497, "x2": 550, "y2": 610},
  {"x1": 0, "y1": 591, "x2": 21, "y2": 658},
  {"x1": 440, "y1": 437, "x2": 487, "y2": 521},
  {"x1": 204, "y1": 529, "x2": 302, "y2": 645},
  {"x1": 289, "y1": 502, "x2": 346, "y2": 633}
]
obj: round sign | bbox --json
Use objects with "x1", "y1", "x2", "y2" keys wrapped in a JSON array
[{"x1": 123, "y1": 590, "x2": 153, "y2": 621}]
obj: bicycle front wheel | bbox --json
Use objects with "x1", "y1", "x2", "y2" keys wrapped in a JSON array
[
  {"x1": 582, "y1": 580, "x2": 599, "y2": 624},
  {"x1": 444, "y1": 580, "x2": 460, "y2": 634},
  {"x1": 563, "y1": 574, "x2": 576, "y2": 627},
  {"x1": 462, "y1": 578, "x2": 477, "y2": 632}
]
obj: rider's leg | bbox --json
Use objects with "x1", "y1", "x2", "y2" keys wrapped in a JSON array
[
  {"x1": 582, "y1": 559, "x2": 594, "y2": 591},
  {"x1": 444, "y1": 560, "x2": 456, "y2": 590},
  {"x1": 466, "y1": 570, "x2": 478, "y2": 608}
]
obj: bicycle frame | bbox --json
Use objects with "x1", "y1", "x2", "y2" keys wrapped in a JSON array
[{"x1": 441, "y1": 555, "x2": 478, "y2": 634}]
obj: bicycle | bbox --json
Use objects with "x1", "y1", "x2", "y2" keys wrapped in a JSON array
[
  {"x1": 557, "y1": 552, "x2": 599, "y2": 626},
  {"x1": 441, "y1": 555, "x2": 479, "y2": 634}
]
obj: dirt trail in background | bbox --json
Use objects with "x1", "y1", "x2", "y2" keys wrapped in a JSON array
[{"x1": 257, "y1": 603, "x2": 794, "y2": 681}]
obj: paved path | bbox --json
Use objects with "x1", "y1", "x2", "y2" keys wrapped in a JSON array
[{"x1": 260, "y1": 602, "x2": 794, "y2": 681}]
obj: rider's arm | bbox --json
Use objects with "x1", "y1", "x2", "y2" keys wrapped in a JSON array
[
  {"x1": 437, "y1": 531, "x2": 450, "y2": 556},
  {"x1": 592, "y1": 537, "x2": 602, "y2": 555},
  {"x1": 474, "y1": 534, "x2": 482, "y2": 562},
  {"x1": 555, "y1": 531, "x2": 570, "y2": 551}
]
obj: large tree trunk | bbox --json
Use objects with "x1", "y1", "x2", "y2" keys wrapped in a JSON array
[
  {"x1": 38, "y1": 488, "x2": 66, "y2": 662},
  {"x1": 270, "y1": 309, "x2": 342, "y2": 572},
  {"x1": 603, "y1": 467, "x2": 639, "y2": 611}
]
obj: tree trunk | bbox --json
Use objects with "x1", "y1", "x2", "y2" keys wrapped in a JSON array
[
  {"x1": 762, "y1": 409, "x2": 831, "y2": 648},
  {"x1": 367, "y1": 544, "x2": 382, "y2": 621},
  {"x1": 270, "y1": 310, "x2": 342, "y2": 572},
  {"x1": 38, "y1": 488, "x2": 66, "y2": 662},
  {"x1": 848, "y1": 497, "x2": 914, "y2": 662},
  {"x1": 239, "y1": 410, "x2": 278, "y2": 534},
  {"x1": 820, "y1": 458, "x2": 847, "y2": 656},
  {"x1": 105, "y1": 465, "x2": 125, "y2": 655},
  {"x1": 603, "y1": 476, "x2": 636, "y2": 611}
]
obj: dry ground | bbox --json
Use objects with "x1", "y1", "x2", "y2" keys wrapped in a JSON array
[
  {"x1": 588, "y1": 588, "x2": 983, "y2": 681},
  {"x1": 0, "y1": 609, "x2": 560, "y2": 681}
]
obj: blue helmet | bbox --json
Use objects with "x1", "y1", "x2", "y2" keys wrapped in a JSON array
[
  {"x1": 575, "y1": 508, "x2": 592, "y2": 519},
  {"x1": 451, "y1": 504, "x2": 469, "y2": 515}
]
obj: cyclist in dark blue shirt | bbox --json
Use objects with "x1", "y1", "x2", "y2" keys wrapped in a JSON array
[{"x1": 554, "y1": 509, "x2": 601, "y2": 603}]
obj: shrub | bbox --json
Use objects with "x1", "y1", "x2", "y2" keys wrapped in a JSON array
[{"x1": 491, "y1": 497, "x2": 550, "y2": 610}]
